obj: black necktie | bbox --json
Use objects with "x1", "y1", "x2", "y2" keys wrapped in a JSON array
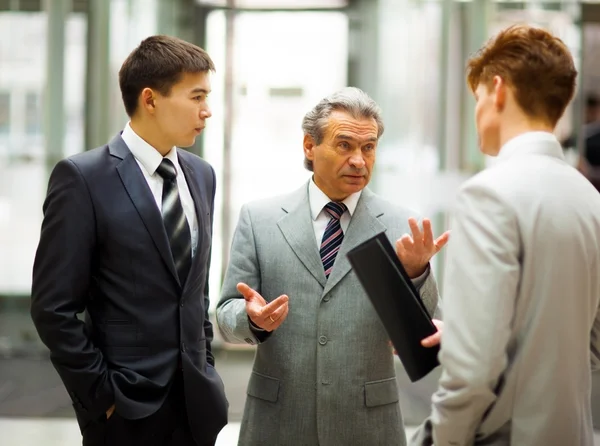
[{"x1": 156, "y1": 158, "x2": 192, "y2": 285}]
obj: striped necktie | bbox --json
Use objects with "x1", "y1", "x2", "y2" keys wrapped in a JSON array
[
  {"x1": 156, "y1": 158, "x2": 192, "y2": 285},
  {"x1": 320, "y1": 201, "x2": 347, "y2": 279}
]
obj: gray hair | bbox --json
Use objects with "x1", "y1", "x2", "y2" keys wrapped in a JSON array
[{"x1": 301, "y1": 87, "x2": 384, "y2": 171}]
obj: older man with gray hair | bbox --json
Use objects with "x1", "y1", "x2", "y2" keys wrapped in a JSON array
[{"x1": 216, "y1": 87, "x2": 448, "y2": 445}]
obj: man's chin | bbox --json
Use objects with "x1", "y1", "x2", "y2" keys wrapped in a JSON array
[
  {"x1": 344, "y1": 180, "x2": 368, "y2": 193},
  {"x1": 178, "y1": 136, "x2": 198, "y2": 148}
]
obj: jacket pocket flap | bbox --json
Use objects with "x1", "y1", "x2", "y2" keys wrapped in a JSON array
[
  {"x1": 247, "y1": 371, "x2": 280, "y2": 403},
  {"x1": 364, "y1": 377, "x2": 399, "y2": 407}
]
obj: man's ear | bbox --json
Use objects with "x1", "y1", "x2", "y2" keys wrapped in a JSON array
[
  {"x1": 303, "y1": 134, "x2": 316, "y2": 162},
  {"x1": 492, "y1": 75, "x2": 506, "y2": 111},
  {"x1": 140, "y1": 88, "x2": 157, "y2": 114}
]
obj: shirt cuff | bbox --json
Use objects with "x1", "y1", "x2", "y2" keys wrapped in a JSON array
[{"x1": 248, "y1": 316, "x2": 265, "y2": 332}]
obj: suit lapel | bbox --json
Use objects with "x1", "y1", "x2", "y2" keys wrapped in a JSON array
[
  {"x1": 178, "y1": 151, "x2": 207, "y2": 288},
  {"x1": 322, "y1": 189, "x2": 386, "y2": 297},
  {"x1": 110, "y1": 134, "x2": 179, "y2": 284},
  {"x1": 277, "y1": 184, "x2": 327, "y2": 288}
]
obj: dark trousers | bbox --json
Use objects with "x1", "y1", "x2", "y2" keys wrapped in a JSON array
[{"x1": 82, "y1": 371, "x2": 214, "y2": 446}]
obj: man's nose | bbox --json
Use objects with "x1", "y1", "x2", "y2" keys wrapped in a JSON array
[
  {"x1": 201, "y1": 107, "x2": 212, "y2": 119},
  {"x1": 349, "y1": 153, "x2": 366, "y2": 169}
]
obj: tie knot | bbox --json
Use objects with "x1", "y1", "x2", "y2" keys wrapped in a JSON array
[
  {"x1": 324, "y1": 201, "x2": 347, "y2": 220},
  {"x1": 156, "y1": 158, "x2": 177, "y2": 181}
]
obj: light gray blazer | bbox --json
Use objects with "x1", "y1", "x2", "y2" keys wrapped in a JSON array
[
  {"x1": 411, "y1": 134, "x2": 600, "y2": 446},
  {"x1": 217, "y1": 183, "x2": 440, "y2": 446}
]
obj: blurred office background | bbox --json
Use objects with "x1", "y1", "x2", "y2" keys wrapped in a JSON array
[{"x1": 1, "y1": 0, "x2": 600, "y2": 444}]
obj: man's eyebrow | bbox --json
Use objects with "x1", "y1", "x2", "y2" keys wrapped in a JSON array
[
  {"x1": 190, "y1": 88, "x2": 210, "y2": 94},
  {"x1": 336, "y1": 134, "x2": 377, "y2": 143}
]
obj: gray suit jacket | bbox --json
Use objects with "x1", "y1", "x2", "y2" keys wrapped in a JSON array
[
  {"x1": 411, "y1": 134, "x2": 600, "y2": 446},
  {"x1": 217, "y1": 183, "x2": 440, "y2": 446}
]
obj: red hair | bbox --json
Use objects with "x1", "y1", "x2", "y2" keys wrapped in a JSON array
[{"x1": 467, "y1": 24, "x2": 577, "y2": 126}]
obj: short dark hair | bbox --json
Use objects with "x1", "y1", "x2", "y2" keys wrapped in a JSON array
[
  {"x1": 119, "y1": 35, "x2": 215, "y2": 117},
  {"x1": 467, "y1": 24, "x2": 577, "y2": 127}
]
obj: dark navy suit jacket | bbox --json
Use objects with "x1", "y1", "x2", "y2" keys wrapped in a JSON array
[{"x1": 31, "y1": 133, "x2": 228, "y2": 444}]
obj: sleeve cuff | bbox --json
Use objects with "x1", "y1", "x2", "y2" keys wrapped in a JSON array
[
  {"x1": 411, "y1": 264, "x2": 430, "y2": 289},
  {"x1": 247, "y1": 316, "x2": 272, "y2": 343}
]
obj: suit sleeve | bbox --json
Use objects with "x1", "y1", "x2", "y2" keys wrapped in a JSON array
[
  {"x1": 405, "y1": 212, "x2": 441, "y2": 318},
  {"x1": 412, "y1": 182, "x2": 520, "y2": 446},
  {"x1": 30, "y1": 159, "x2": 113, "y2": 419},
  {"x1": 203, "y1": 165, "x2": 217, "y2": 367},
  {"x1": 216, "y1": 204, "x2": 271, "y2": 345},
  {"x1": 413, "y1": 267, "x2": 441, "y2": 318}
]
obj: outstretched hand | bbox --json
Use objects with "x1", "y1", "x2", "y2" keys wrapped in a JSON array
[
  {"x1": 237, "y1": 282, "x2": 289, "y2": 332},
  {"x1": 396, "y1": 218, "x2": 450, "y2": 278}
]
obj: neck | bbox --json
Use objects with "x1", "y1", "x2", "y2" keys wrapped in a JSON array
[
  {"x1": 130, "y1": 117, "x2": 173, "y2": 156},
  {"x1": 498, "y1": 116, "x2": 553, "y2": 151},
  {"x1": 312, "y1": 176, "x2": 350, "y2": 202}
]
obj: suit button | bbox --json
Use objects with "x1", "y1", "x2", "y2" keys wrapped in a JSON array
[
  {"x1": 181, "y1": 343, "x2": 186, "y2": 352},
  {"x1": 180, "y1": 301, "x2": 184, "y2": 308},
  {"x1": 323, "y1": 296, "x2": 330, "y2": 302},
  {"x1": 319, "y1": 336, "x2": 327, "y2": 345}
]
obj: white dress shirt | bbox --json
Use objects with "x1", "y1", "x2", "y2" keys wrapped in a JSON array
[
  {"x1": 308, "y1": 178, "x2": 362, "y2": 246},
  {"x1": 309, "y1": 178, "x2": 428, "y2": 286},
  {"x1": 497, "y1": 130, "x2": 558, "y2": 161},
  {"x1": 121, "y1": 122, "x2": 199, "y2": 258}
]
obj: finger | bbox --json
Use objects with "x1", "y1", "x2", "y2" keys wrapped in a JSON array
[
  {"x1": 270, "y1": 302, "x2": 290, "y2": 330},
  {"x1": 434, "y1": 231, "x2": 451, "y2": 252},
  {"x1": 408, "y1": 217, "x2": 422, "y2": 241},
  {"x1": 422, "y1": 319, "x2": 444, "y2": 347},
  {"x1": 422, "y1": 218, "x2": 434, "y2": 248},
  {"x1": 399, "y1": 233, "x2": 414, "y2": 250},
  {"x1": 421, "y1": 331, "x2": 441, "y2": 347},
  {"x1": 395, "y1": 239, "x2": 406, "y2": 257},
  {"x1": 260, "y1": 294, "x2": 289, "y2": 317},
  {"x1": 237, "y1": 283, "x2": 256, "y2": 301},
  {"x1": 268, "y1": 300, "x2": 288, "y2": 323}
]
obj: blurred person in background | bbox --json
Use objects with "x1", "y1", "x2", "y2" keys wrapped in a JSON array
[
  {"x1": 411, "y1": 25, "x2": 600, "y2": 446},
  {"x1": 217, "y1": 86, "x2": 448, "y2": 446},
  {"x1": 562, "y1": 93, "x2": 600, "y2": 191},
  {"x1": 30, "y1": 35, "x2": 227, "y2": 446}
]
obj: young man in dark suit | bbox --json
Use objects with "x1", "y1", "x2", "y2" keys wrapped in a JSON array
[{"x1": 30, "y1": 35, "x2": 227, "y2": 446}]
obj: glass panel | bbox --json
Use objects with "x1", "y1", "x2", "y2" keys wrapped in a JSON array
[
  {"x1": 0, "y1": 92, "x2": 9, "y2": 135},
  {"x1": 24, "y1": 92, "x2": 41, "y2": 135},
  {"x1": 197, "y1": 0, "x2": 347, "y2": 9},
  {"x1": 0, "y1": 10, "x2": 86, "y2": 303},
  {"x1": 204, "y1": 9, "x2": 348, "y2": 305}
]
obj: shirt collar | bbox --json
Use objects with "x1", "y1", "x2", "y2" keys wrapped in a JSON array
[
  {"x1": 308, "y1": 177, "x2": 362, "y2": 221},
  {"x1": 497, "y1": 131, "x2": 561, "y2": 161},
  {"x1": 121, "y1": 122, "x2": 179, "y2": 176}
]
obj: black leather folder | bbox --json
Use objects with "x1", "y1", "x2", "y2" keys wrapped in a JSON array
[{"x1": 347, "y1": 232, "x2": 440, "y2": 382}]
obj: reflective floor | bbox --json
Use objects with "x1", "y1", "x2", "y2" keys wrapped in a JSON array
[
  {"x1": 1, "y1": 419, "x2": 599, "y2": 446},
  {"x1": 0, "y1": 419, "x2": 418, "y2": 445}
]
